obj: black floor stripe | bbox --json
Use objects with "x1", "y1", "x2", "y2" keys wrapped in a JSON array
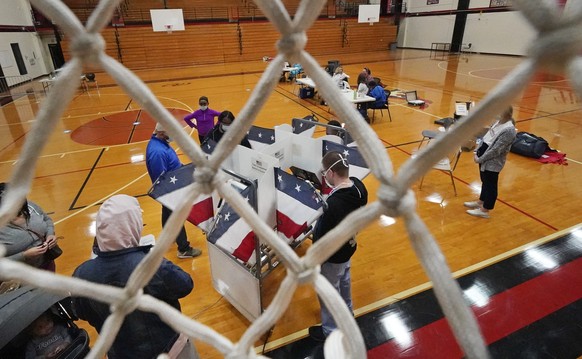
[
  {"x1": 68, "y1": 148, "x2": 105, "y2": 211},
  {"x1": 489, "y1": 298, "x2": 582, "y2": 359},
  {"x1": 266, "y1": 230, "x2": 582, "y2": 357}
]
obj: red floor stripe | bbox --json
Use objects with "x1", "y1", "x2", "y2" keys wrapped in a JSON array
[{"x1": 368, "y1": 256, "x2": 582, "y2": 358}]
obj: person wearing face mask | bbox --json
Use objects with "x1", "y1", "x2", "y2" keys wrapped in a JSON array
[
  {"x1": 184, "y1": 96, "x2": 222, "y2": 143},
  {"x1": 146, "y1": 123, "x2": 202, "y2": 259},
  {"x1": 308, "y1": 151, "x2": 368, "y2": 342},
  {"x1": 202, "y1": 110, "x2": 252, "y2": 149}
]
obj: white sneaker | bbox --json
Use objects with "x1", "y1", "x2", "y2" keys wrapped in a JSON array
[
  {"x1": 466, "y1": 208, "x2": 490, "y2": 218},
  {"x1": 463, "y1": 201, "x2": 482, "y2": 209}
]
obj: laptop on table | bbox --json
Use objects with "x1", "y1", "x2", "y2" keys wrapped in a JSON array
[{"x1": 405, "y1": 91, "x2": 425, "y2": 106}]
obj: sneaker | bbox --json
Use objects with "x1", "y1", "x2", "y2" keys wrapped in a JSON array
[
  {"x1": 177, "y1": 248, "x2": 202, "y2": 258},
  {"x1": 308, "y1": 325, "x2": 326, "y2": 342},
  {"x1": 466, "y1": 208, "x2": 490, "y2": 218},
  {"x1": 463, "y1": 201, "x2": 482, "y2": 209}
]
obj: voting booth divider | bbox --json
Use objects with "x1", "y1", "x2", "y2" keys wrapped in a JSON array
[{"x1": 151, "y1": 125, "x2": 366, "y2": 321}]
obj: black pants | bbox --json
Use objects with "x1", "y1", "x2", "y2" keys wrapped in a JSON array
[
  {"x1": 479, "y1": 170, "x2": 499, "y2": 210},
  {"x1": 161, "y1": 206, "x2": 191, "y2": 252}
]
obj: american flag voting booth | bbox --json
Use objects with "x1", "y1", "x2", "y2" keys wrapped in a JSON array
[{"x1": 149, "y1": 121, "x2": 369, "y2": 321}]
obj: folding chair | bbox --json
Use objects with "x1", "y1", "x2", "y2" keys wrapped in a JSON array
[{"x1": 419, "y1": 148, "x2": 463, "y2": 196}]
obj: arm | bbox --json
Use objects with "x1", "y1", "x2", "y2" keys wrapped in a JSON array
[
  {"x1": 31, "y1": 202, "x2": 55, "y2": 236},
  {"x1": 476, "y1": 129, "x2": 516, "y2": 163},
  {"x1": 151, "y1": 259, "x2": 194, "y2": 299},
  {"x1": 146, "y1": 150, "x2": 169, "y2": 183},
  {"x1": 183, "y1": 112, "x2": 198, "y2": 128}
]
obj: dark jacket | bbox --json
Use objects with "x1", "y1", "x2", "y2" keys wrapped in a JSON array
[
  {"x1": 203, "y1": 124, "x2": 252, "y2": 149},
  {"x1": 313, "y1": 177, "x2": 368, "y2": 263},
  {"x1": 73, "y1": 247, "x2": 193, "y2": 359},
  {"x1": 72, "y1": 195, "x2": 193, "y2": 359}
]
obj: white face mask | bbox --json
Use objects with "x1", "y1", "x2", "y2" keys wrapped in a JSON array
[
  {"x1": 324, "y1": 176, "x2": 334, "y2": 188},
  {"x1": 221, "y1": 123, "x2": 231, "y2": 131},
  {"x1": 200, "y1": 105, "x2": 208, "y2": 111}
]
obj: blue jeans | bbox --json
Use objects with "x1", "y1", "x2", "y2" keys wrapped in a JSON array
[{"x1": 319, "y1": 261, "x2": 353, "y2": 336}]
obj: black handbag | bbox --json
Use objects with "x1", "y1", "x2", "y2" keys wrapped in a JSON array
[
  {"x1": 27, "y1": 228, "x2": 63, "y2": 260},
  {"x1": 476, "y1": 142, "x2": 488, "y2": 157},
  {"x1": 45, "y1": 244, "x2": 63, "y2": 260}
]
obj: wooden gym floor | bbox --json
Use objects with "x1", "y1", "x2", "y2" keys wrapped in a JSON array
[{"x1": 1, "y1": 49, "x2": 581, "y2": 358}]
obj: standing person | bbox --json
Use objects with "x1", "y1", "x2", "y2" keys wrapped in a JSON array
[
  {"x1": 183, "y1": 96, "x2": 222, "y2": 143},
  {"x1": 203, "y1": 111, "x2": 252, "y2": 149},
  {"x1": 73, "y1": 195, "x2": 198, "y2": 359},
  {"x1": 0, "y1": 183, "x2": 61, "y2": 271},
  {"x1": 464, "y1": 106, "x2": 517, "y2": 218},
  {"x1": 146, "y1": 123, "x2": 201, "y2": 258},
  {"x1": 308, "y1": 152, "x2": 368, "y2": 341}
]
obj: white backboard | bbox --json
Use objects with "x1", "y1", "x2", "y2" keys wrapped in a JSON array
[
  {"x1": 358, "y1": 4, "x2": 380, "y2": 23},
  {"x1": 150, "y1": 9, "x2": 185, "y2": 32}
]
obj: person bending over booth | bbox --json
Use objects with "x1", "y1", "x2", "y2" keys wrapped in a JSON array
[{"x1": 203, "y1": 111, "x2": 252, "y2": 149}]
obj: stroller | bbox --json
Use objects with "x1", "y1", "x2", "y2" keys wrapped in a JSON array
[{"x1": 0, "y1": 285, "x2": 90, "y2": 359}]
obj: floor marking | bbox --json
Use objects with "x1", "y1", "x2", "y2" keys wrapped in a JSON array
[
  {"x1": 256, "y1": 223, "x2": 582, "y2": 353},
  {"x1": 54, "y1": 172, "x2": 149, "y2": 226}
]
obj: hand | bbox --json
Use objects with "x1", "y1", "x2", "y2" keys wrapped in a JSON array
[
  {"x1": 473, "y1": 154, "x2": 479, "y2": 163},
  {"x1": 45, "y1": 234, "x2": 58, "y2": 249},
  {"x1": 23, "y1": 244, "x2": 48, "y2": 258}
]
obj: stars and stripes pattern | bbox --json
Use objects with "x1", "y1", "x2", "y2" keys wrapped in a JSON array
[
  {"x1": 322, "y1": 140, "x2": 370, "y2": 180},
  {"x1": 292, "y1": 115, "x2": 317, "y2": 135},
  {"x1": 207, "y1": 185, "x2": 257, "y2": 264},
  {"x1": 274, "y1": 168, "x2": 323, "y2": 243},
  {"x1": 148, "y1": 163, "x2": 215, "y2": 233},
  {"x1": 247, "y1": 125, "x2": 276, "y2": 150}
]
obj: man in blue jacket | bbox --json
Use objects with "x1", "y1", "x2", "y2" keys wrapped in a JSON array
[
  {"x1": 146, "y1": 123, "x2": 201, "y2": 258},
  {"x1": 73, "y1": 195, "x2": 198, "y2": 358}
]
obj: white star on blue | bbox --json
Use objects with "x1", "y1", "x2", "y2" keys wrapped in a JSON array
[{"x1": 169, "y1": 176, "x2": 177, "y2": 184}]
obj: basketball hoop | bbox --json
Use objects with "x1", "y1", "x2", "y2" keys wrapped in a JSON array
[{"x1": 164, "y1": 24, "x2": 173, "y2": 34}]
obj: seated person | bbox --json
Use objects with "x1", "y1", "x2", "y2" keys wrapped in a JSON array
[
  {"x1": 331, "y1": 67, "x2": 349, "y2": 89},
  {"x1": 287, "y1": 63, "x2": 303, "y2": 81},
  {"x1": 204, "y1": 111, "x2": 252, "y2": 149},
  {"x1": 25, "y1": 312, "x2": 72, "y2": 359},
  {"x1": 361, "y1": 67, "x2": 374, "y2": 85},
  {"x1": 368, "y1": 81, "x2": 387, "y2": 109},
  {"x1": 356, "y1": 73, "x2": 370, "y2": 123}
]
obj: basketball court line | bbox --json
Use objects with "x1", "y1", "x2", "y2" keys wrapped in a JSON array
[{"x1": 257, "y1": 223, "x2": 582, "y2": 353}]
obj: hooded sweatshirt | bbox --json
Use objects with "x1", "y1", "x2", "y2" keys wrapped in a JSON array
[
  {"x1": 313, "y1": 177, "x2": 368, "y2": 263},
  {"x1": 73, "y1": 195, "x2": 194, "y2": 359}
]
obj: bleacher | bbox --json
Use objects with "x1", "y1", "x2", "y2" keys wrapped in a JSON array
[{"x1": 59, "y1": 0, "x2": 395, "y2": 70}]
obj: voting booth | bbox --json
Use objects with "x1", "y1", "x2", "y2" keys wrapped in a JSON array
[{"x1": 150, "y1": 120, "x2": 370, "y2": 321}]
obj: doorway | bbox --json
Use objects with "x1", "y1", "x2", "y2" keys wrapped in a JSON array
[
  {"x1": 10, "y1": 43, "x2": 28, "y2": 76},
  {"x1": 48, "y1": 43, "x2": 65, "y2": 70}
]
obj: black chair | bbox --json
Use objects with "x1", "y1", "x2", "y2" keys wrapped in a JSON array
[
  {"x1": 371, "y1": 89, "x2": 392, "y2": 123},
  {"x1": 82, "y1": 73, "x2": 100, "y2": 95}
]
